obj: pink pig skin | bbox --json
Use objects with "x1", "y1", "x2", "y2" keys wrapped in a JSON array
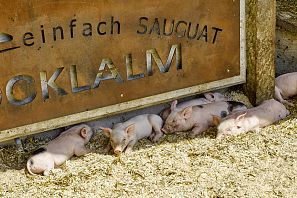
[
  {"x1": 275, "y1": 72, "x2": 297, "y2": 106},
  {"x1": 101, "y1": 114, "x2": 163, "y2": 155},
  {"x1": 160, "y1": 92, "x2": 227, "y2": 120},
  {"x1": 162, "y1": 100, "x2": 246, "y2": 135},
  {"x1": 27, "y1": 124, "x2": 93, "y2": 176},
  {"x1": 214, "y1": 99, "x2": 289, "y2": 139}
]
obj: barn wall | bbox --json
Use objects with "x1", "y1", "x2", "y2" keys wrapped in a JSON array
[{"x1": 276, "y1": 1, "x2": 297, "y2": 76}]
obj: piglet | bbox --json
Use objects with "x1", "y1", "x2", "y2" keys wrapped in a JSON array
[
  {"x1": 162, "y1": 100, "x2": 247, "y2": 135},
  {"x1": 275, "y1": 72, "x2": 297, "y2": 106},
  {"x1": 213, "y1": 99, "x2": 289, "y2": 139},
  {"x1": 27, "y1": 124, "x2": 93, "y2": 176},
  {"x1": 160, "y1": 92, "x2": 227, "y2": 120},
  {"x1": 101, "y1": 114, "x2": 163, "y2": 155}
]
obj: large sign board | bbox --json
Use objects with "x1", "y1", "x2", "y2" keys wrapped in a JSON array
[{"x1": 0, "y1": 0, "x2": 246, "y2": 142}]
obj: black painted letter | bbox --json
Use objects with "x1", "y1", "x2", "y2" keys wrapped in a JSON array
[
  {"x1": 23, "y1": 32, "x2": 34, "y2": 46},
  {"x1": 212, "y1": 27, "x2": 223, "y2": 44},
  {"x1": 111, "y1": 17, "x2": 120, "y2": 34},
  {"x1": 53, "y1": 26, "x2": 64, "y2": 41},
  {"x1": 175, "y1": 21, "x2": 187, "y2": 38},
  {"x1": 97, "y1": 22, "x2": 107, "y2": 35},
  {"x1": 149, "y1": 18, "x2": 161, "y2": 35},
  {"x1": 137, "y1": 17, "x2": 148, "y2": 34},
  {"x1": 82, "y1": 23, "x2": 92, "y2": 36},
  {"x1": 69, "y1": 19, "x2": 77, "y2": 38}
]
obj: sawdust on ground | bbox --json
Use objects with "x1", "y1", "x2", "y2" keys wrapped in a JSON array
[{"x1": 0, "y1": 91, "x2": 297, "y2": 197}]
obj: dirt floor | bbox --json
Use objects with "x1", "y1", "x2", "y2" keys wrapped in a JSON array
[{"x1": 0, "y1": 91, "x2": 297, "y2": 198}]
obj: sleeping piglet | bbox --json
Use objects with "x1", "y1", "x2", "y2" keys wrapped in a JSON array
[
  {"x1": 213, "y1": 99, "x2": 289, "y2": 139},
  {"x1": 27, "y1": 124, "x2": 93, "y2": 176},
  {"x1": 275, "y1": 72, "x2": 297, "y2": 106},
  {"x1": 162, "y1": 100, "x2": 247, "y2": 135},
  {"x1": 160, "y1": 92, "x2": 227, "y2": 120},
  {"x1": 101, "y1": 114, "x2": 163, "y2": 155}
]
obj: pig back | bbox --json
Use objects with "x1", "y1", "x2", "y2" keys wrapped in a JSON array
[
  {"x1": 123, "y1": 114, "x2": 155, "y2": 140},
  {"x1": 192, "y1": 102, "x2": 230, "y2": 125},
  {"x1": 177, "y1": 98, "x2": 210, "y2": 110},
  {"x1": 44, "y1": 135, "x2": 78, "y2": 160},
  {"x1": 275, "y1": 72, "x2": 297, "y2": 98},
  {"x1": 247, "y1": 100, "x2": 288, "y2": 127}
]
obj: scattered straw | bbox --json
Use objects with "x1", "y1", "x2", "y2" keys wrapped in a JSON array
[{"x1": 0, "y1": 91, "x2": 297, "y2": 197}]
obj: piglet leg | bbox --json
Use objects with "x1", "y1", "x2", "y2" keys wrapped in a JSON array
[
  {"x1": 151, "y1": 128, "x2": 163, "y2": 143},
  {"x1": 275, "y1": 87, "x2": 295, "y2": 106},
  {"x1": 43, "y1": 169, "x2": 51, "y2": 176},
  {"x1": 282, "y1": 100, "x2": 294, "y2": 107},
  {"x1": 149, "y1": 132, "x2": 156, "y2": 141},
  {"x1": 149, "y1": 115, "x2": 164, "y2": 143},
  {"x1": 191, "y1": 124, "x2": 209, "y2": 136},
  {"x1": 43, "y1": 162, "x2": 54, "y2": 176},
  {"x1": 124, "y1": 140, "x2": 137, "y2": 153}
]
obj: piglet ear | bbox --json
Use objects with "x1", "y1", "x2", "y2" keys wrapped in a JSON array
[
  {"x1": 236, "y1": 112, "x2": 247, "y2": 122},
  {"x1": 125, "y1": 124, "x2": 135, "y2": 136},
  {"x1": 80, "y1": 127, "x2": 88, "y2": 138},
  {"x1": 212, "y1": 115, "x2": 221, "y2": 126},
  {"x1": 100, "y1": 127, "x2": 112, "y2": 137},
  {"x1": 182, "y1": 106, "x2": 192, "y2": 119},
  {"x1": 170, "y1": 100, "x2": 178, "y2": 111},
  {"x1": 204, "y1": 92, "x2": 215, "y2": 101}
]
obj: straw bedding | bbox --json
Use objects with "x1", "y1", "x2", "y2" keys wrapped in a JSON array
[{"x1": 0, "y1": 91, "x2": 297, "y2": 197}]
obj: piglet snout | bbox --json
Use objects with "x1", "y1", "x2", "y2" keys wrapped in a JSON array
[{"x1": 114, "y1": 149, "x2": 122, "y2": 155}]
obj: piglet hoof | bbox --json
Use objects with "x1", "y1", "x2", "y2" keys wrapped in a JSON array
[
  {"x1": 151, "y1": 137, "x2": 160, "y2": 143},
  {"x1": 43, "y1": 169, "x2": 51, "y2": 176},
  {"x1": 254, "y1": 128, "x2": 261, "y2": 133},
  {"x1": 152, "y1": 134, "x2": 164, "y2": 143},
  {"x1": 283, "y1": 100, "x2": 295, "y2": 107},
  {"x1": 148, "y1": 133, "x2": 155, "y2": 142}
]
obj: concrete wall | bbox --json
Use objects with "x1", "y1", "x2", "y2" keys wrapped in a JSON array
[{"x1": 276, "y1": 1, "x2": 297, "y2": 76}]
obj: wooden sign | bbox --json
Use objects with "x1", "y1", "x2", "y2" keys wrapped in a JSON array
[{"x1": 0, "y1": 0, "x2": 246, "y2": 141}]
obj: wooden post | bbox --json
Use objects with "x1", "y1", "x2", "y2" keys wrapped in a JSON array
[{"x1": 244, "y1": 0, "x2": 276, "y2": 105}]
